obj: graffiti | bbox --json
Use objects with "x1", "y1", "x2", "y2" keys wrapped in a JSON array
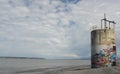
[{"x1": 92, "y1": 46, "x2": 116, "y2": 67}]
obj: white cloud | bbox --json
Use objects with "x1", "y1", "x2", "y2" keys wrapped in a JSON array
[{"x1": 11, "y1": 6, "x2": 30, "y2": 15}]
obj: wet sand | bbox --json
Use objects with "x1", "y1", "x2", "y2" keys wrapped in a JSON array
[
  {"x1": 16, "y1": 62, "x2": 120, "y2": 74},
  {"x1": 61, "y1": 62, "x2": 120, "y2": 74},
  {"x1": 16, "y1": 65, "x2": 90, "y2": 74},
  {"x1": 61, "y1": 65, "x2": 120, "y2": 74}
]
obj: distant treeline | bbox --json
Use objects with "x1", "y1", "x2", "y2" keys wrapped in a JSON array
[{"x1": 0, "y1": 56, "x2": 45, "y2": 59}]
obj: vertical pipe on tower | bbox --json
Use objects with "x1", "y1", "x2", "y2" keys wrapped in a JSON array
[
  {"x1": 101, "y1": 20, "x2": 102, "y2": 29},
  {"x1": 109, "y1": 22, "x2": 110, "y2": 29},
  {"x1": 104, "y1": 13, "x2": 107, "y2": 28}
]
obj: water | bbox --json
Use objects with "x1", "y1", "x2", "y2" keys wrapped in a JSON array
[{"x1": 0, "y1": 58, "x2": 90, "y2": 74}]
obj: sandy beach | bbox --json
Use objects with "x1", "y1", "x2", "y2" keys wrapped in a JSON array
[
  {"x1": 43, "y1": 62, "x2": 120, "y2": 74},
  {"x1": 61, "y1": 63, "x2": 120, "y2": 74},
  {"x1": 16, "y1": 62, "x2": 120, "y2": 74}
]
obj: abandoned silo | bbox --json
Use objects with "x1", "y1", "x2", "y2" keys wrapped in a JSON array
[{"x1": 91, "y1": 14, "x2": 116, "y2": 68}]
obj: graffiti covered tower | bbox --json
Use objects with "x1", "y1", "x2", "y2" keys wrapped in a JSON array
[{"x1": 91, "y1": 14, "x2": 116, "y2": 68}]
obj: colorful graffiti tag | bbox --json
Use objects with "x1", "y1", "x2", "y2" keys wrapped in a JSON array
[{"x1": 92, "y1": 46, "x2": 116, "y2": 67}]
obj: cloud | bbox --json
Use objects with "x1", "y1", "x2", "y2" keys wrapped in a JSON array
[
  {"x1": 60, "y1": 0, "x2": 81, "y2": 4},
  {"x1": 0, "y1": 0, "x2": 120, "y2": 59}
]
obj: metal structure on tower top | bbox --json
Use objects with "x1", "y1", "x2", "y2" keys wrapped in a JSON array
[{"x1": 101, "y1": 13, "x2": 116, "y2": 29}]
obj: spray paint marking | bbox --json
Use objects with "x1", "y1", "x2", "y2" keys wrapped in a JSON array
[{"x1": 92, "y1": 46, "x2": 116, "y2": 67}]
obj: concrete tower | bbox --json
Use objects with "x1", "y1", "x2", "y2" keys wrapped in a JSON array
[{"x1": 91, "y1": 14, "x2": 116, "y2": 68}]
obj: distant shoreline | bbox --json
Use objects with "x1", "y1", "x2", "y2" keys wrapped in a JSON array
[
  {"x1": 0, "y1": 57, "x2": 91, "y2": 60},
  {"x1": 0, "y1": 57, "x2": 45, "y2": 59}
]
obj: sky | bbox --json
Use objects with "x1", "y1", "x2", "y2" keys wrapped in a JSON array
[{"x1": 0, "y1": 0, "x2": 120, "y2": 59}]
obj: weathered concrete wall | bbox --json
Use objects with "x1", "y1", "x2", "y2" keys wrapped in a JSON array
[{"x1": 91, "y1": 29, "x2": 116, "y2": 68}]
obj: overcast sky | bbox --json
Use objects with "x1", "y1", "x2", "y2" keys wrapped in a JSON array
[{"x1": 0, "y1": 0, "x2": 120, "y2": 59}]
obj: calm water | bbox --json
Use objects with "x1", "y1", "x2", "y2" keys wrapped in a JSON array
[{"x1": 0, "y1": 58, "x2": 90, "y2": 74}]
